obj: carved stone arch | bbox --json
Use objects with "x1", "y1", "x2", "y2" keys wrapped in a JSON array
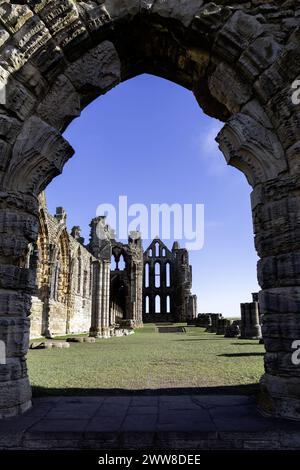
[
  {"x1": 4, "y1": 116, "x2": 74, "y2": 195},
  {"x1": 36, "y1": 206, "x2": 50, "y2": 290},
  {"x1": 0, "y1": 1, "x2": 299, "y2": 420},
  {"x1": 0, "y1": 3, "x2": 291, "y2": 195},
  {"x1": 112, "y1": 243, "x2": 130, "y2": 266},
  {"x1": 217, "y1": 113, "x2": 287, "y2": 186},
  {"x1": 49, "y1": 228, "x2": 70, "y2": 304}
]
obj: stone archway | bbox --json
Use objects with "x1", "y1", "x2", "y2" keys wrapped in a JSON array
[{"x1": 0, "y1": 1, "x2": 299, "y2": 419}]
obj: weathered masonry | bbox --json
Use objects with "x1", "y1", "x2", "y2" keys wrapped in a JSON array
[
  {"x1": 30, "y1": 194, "x2": 143, "y2": 340},
  {"x1": 143, "y1": 239, "x2": 197, "y2": 323},
  {"x1": 240, "y1": 293, "x2": 262, "y2": 340},
  {"x1": 0, "y1": 1, "x2": 300, "y2": 419}
]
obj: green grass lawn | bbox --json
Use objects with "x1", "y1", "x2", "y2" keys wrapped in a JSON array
[{"x1": 27, "y1": 324, "x2": 265, "y2": 397}]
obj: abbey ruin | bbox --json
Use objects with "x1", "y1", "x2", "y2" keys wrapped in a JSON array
[
  {"x1": 29, "y1": 194, "x2": 197, "y2": 340},
  {"x1": 143, "y1": 238, "x2": 197, "y2": 323},
  {"x1": 0, "y1": 0, "x2": 299, "y2": 423}
]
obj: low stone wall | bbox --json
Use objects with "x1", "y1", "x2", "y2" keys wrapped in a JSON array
[{"x1": 30, "y1": 296, "x2": 93, "y2": 339}]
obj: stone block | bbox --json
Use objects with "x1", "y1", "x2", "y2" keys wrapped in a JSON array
[
  {"x1": 0, "y1": 317, "x2": 30, "y2": 357},
  {"x1": 66, "y1": 337, "x2": 84, "y2": 343},
  {"x1": 37, "y1": 74, "x2": 81, "y2": 131},
  {"x1": 65, "y1": 41, "x2": 121, "y2": 98},
  {"x1": 152, "y1": 0, "x2": 204, "y2": 27},
  {"x1": 0, "y1": 3, "x2": 33, "y2": 34},
  {"x1": 0, "y1": 377, "x2": 32, "y2": 419},
  {"x1": 51, "y1": 341, "x2": 70, "y2": 349}
]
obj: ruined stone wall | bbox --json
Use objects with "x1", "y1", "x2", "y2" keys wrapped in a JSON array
[
  {"x1": 46, "y1": 301, "x2": 69, "y2": 338},
  {"x1": 66, "y1": 235, "x2": 93, "y2": 335},
  {"x1": 0, "y1": 0, "x2": 300, "y2": 420},
  {"x1": 30, "y1": 201, "x2": 95, "y2": 339},
  {"x1": 187, "y1": 294, "x2": 198, "y2": 321},
  {"x1": 29, "y1": 296, "x2": 44, "y2": 339},
  {"x1": 143, "y1": 239, "x2": 175, "y2": 322},
  {"x1": 143, "y1": 239, "x2": 197, "y2": 322},
  {"x1": 108, "y1": 233, "x2": 144, "y2": 328},
  {"x1": 172, "y1": 244, "x2": 196, "y2": 322}
]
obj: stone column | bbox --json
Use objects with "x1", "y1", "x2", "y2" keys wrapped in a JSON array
[
  {"x1": 217, "y1": 319, "x2": 231, "y2": 336},
  {"x1": 0, "y1": 193, "x2": 39, "y2": 418},
  {"x1": 253, "y1": 178, "x2": 300, "y2": 419},
  {"x1": 187, "y1": 295, "x2": 197, "y2": 321},
  {"x1": 225, "y1": 320, "x2": 240, "y2": 338},
  {"x1": 209, "y1": 314, "x2": 222, "y2": 333},
  {"x1": 110, "y1": 302, "x2": 114, "y2": 327},
  {"x1": 204, "y1": 315, "x2": 212, "y2": 331},
  {"x1": 250, "y1": 302, "x2": 261, "y2": 338},
  {"x1": 130, "y1": 265, "x2": 137, "y2": 325},
  {"x1": 101, "y1": 260, "x2": 110, "y2": 338},
  {"x1": 240, "y1": 301, "x2": 261, "y2": 339},
  {"x1": 89, "y1": 260, "x2": 103, "y2": 337},
  {"x1": 240, "y1": 303, "x2": 246, "y2": 337},
  {"x1": 106, "y1": 260, "x2": 111, "y2": 335}
]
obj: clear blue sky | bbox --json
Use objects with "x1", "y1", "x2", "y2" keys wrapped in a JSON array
[{"x1": 46, "y1": 74, "x2": 259, "y2": 316}]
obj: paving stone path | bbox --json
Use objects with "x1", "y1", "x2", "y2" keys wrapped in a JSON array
[{"x1": 1, "y1": 395, "x2": 300, "y2": 450}]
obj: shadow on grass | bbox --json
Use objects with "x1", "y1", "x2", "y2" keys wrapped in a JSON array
[
  {"x1": 32, "y1": 383, "x2": 260, "y2": 398},
  {"x1": 157, "y1": 327, "x2": 186, "y2": 333},
  {"x1": 218, "y1": 353, "x2": 264, "y2": 358},
  {"x1": 172, "y1": 339, "x2": 263, "y2": 344},
  {"x1": 173, "y1": 337, "x2": 229, "y2": 341}
]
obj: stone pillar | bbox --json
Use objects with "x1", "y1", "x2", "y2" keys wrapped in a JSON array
[
  {"x1": 187, "y1": 295, "x2": 197, "y2": 321},
  {"x1": 206, "y1": 314, "x2": 215, "y2": 332},
  {"x1": 204, "y1": 315, "x2": 212, "y2": 331},
  {"x1": 89, "y1": 260, "x2": 103, "y2": 337},
  {"x1": 217, "y1": 319, "x2": 231, "y2": 336},
  {"x1": 106, "y1": 260, "x2": 111, "y2": 335},
  {"x1": 225, "y1": 320, "x2": 240, "y2": 338},
  {"x1": 253, "y1": 178, "x2": 300, "y2": 419},
  {"x1": 250, "y1": 301, "x2": 261, "y2": 338},
  {"x1": 240, "y1": 303, "x2": 246, "y2": 337},
  {"x1": 240, "y1": 300, "x2": 261, "y2": 339},
  {"x1": 128, "y1": 232, "x2": 143, "y2": 328},
  {"x1": 0, "y1": 193, "x2": 39, "y2": 418},
  {"x1": 210, "y1": 315, "x2": 215, "y2": 333},
  {"x1": 135, "y1": 264, "x2": 144, "y2": 327},
  {"x1": 101, "y1": 260, "x2": 110, "y2": 338},
  {"x1": 208, "y1": 314, "x2": 223, "y2": 333}
]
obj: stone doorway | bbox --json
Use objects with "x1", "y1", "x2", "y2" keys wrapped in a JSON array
[{"x1": 0, "y1": 1, "x2": 299, "y2": 420}]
